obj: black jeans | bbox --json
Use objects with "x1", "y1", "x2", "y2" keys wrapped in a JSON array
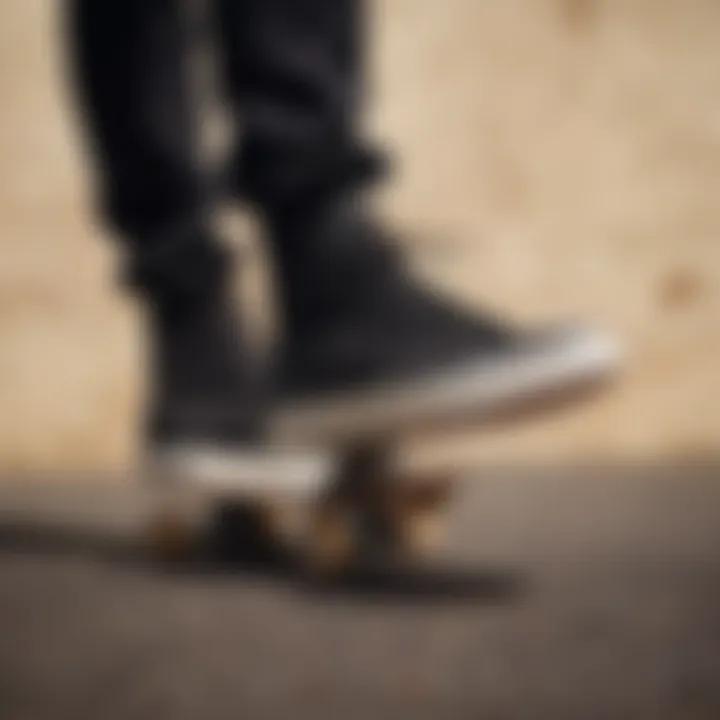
[{"x1": 68, "y1": 0, "x2": 380, "y2": 300}]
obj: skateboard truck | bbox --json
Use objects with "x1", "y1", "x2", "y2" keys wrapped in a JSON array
[{"x1": 145, "y1": 440, "x2": 455, "y2": 578}]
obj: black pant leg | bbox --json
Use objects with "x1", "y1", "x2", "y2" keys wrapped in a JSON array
[
  {"x1": 215, "y1": 0, "x2": 381, "y2": 210},
  {"x1": 68, "y1": 0, "x2": 226, "y2": 302}
]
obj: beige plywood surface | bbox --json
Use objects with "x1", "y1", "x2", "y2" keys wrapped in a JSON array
[{"x1": 0, "y1": 0, "x2": 718, "y2": 474}]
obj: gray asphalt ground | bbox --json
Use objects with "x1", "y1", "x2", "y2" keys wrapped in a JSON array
[{"x1": 1, "y1": 461, "x2": 719, "y2": 720}]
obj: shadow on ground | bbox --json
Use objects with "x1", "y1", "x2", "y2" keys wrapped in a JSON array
[{"x1": 0, "y1": 515, "x2": 525, "y2": 606}]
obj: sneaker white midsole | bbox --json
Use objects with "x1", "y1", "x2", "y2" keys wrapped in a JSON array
[
  {"x1": 274, "y1": 325, "x2": 622, "y2": 444},
  {"x1": 147, "y1": 446, "x2": 333, "y2": 496}
]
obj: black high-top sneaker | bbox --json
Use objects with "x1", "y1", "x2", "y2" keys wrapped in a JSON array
[
  {"x1": 137, "y1": 243, "x2": 329, "y2": 493},
  {"x1": 268, "y1": 198, "x2": 621, "y2": 443}
]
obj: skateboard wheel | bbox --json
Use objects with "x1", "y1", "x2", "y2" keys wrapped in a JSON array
[
  {"x1": 305, "y1": 501, "x2": 358, "y2": 577},
  {"x1": 206, "y1": 500, "x2": 287, "y2": 564},
  {"x1": 385, "y1": 475, "x2": 454, "y2": 559},
  {"x1": 396, "y1": 510, "x2": 445, "y2": 556},
  {"x1": 146, "y1": 509, "x2": 200, "y2": 564}
]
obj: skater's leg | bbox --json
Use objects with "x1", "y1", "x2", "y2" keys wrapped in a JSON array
[
  {"x1": 215, "y1": 0, "x2": 620, "y2": 441},
  {"x1": 67, "y1": 0, "x2": 326, "y2": 486},
  {"x1": 214, "y1": 0, "x2": 387, "y2": 330},
  {"x1": 215, "y1": 0, "x2": 375, "y2": 208},
  {"x1": 68, "y1": 0, "x2": 225, "y2": 299}
]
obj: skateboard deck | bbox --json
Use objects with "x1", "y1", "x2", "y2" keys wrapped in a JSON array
[
  {"x1": 145, "y1": 332, "x2": 618, "y2": 576},
  {"x1": 145, "y1": 442, "x2": 455, "y2": 577}
]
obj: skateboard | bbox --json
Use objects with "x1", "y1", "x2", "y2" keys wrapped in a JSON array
[
  {"x1": 145, "y1": 442, "x2": 455, "y2": 578},
  {"x1": 144, "y1": 325, "x2": 619, "y2": 576}
]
